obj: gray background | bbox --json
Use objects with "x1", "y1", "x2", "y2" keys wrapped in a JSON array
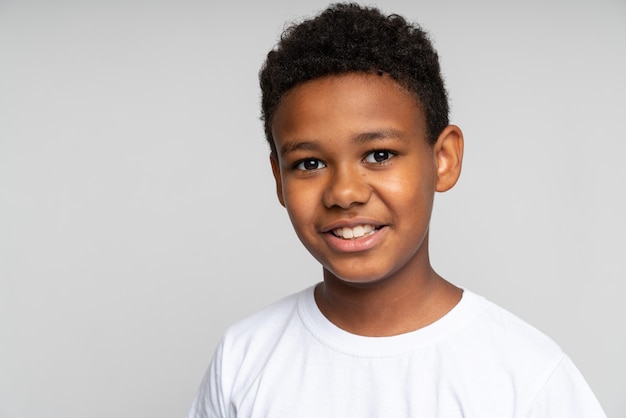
[{"x1": 1, "y1": 0, "x2": 624, "y2": 417}]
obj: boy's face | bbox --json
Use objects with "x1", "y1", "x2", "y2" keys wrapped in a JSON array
[{"x1": 270, "y1": 73, "x2": 462, "y2": 286}]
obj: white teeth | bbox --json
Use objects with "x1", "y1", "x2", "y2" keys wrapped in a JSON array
[{"x1": 333, "y1": 224, "x2": 376, "y2": 239}]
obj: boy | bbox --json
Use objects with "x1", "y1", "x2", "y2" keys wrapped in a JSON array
[{"x1": 189, "y1": 3, "x2": 605, "y2": 417}]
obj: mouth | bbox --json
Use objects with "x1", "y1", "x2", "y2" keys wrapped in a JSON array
[{"x1": 331, "y1": 224, "x2": 380, "y2": 240}]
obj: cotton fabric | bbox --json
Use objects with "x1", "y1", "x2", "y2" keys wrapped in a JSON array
[{"x1": 188, "y1": 286, "x2": 605, "y2": 417}]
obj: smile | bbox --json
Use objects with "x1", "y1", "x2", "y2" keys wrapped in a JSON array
[{"x1": 332, "y1": 224, "x2": 377, "y2": 240}]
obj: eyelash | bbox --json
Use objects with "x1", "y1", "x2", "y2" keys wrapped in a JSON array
[
  {"x1": 292, "y1": 150, "x2": 396, "y2": 171},
  {"x1": 363, "y1": 150, "x2": 396, "y2": 164},
  {"x1": 293, "y1": 159, "x2": 326, "y2": 171}
]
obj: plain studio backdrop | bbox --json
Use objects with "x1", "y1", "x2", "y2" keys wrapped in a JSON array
[{"x1": 1, "y1": 0, "x2": 624, "y2": 417}]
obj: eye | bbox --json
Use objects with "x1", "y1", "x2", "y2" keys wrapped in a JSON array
[
  {"x1": 294, "y1": 158, "x2": 326, "y2": 171},
  {"x1": 364, "y1": 150, "x2": 395, "y2": 164}
]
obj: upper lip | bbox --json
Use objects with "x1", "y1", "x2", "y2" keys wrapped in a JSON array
[{"x1": 320, "y1": 218, "x2": 386, "y2": 233}]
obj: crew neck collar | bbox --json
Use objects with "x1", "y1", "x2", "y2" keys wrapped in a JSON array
[{"x1": 297, "y1": 284, "x2": 479, "y2": 358}]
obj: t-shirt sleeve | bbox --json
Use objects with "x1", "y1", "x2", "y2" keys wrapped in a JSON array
[
  {"x1": 187, "y1": 339, "x2": 228, "y2": 418},
  {"x1": 526, "y1": 355, "x2": 606, "y2": 418}
]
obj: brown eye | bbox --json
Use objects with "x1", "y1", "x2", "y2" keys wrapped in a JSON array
[
  {"x1": 365, "y1": 150, "x2": 394, "y2": 163},
  {"x1": 295, "y1": 159, "x2": 326, "y2": 171}
]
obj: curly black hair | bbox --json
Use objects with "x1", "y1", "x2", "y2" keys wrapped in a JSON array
[{"x1": 259, "y1": 3, "x2": 449, "y2": 155}]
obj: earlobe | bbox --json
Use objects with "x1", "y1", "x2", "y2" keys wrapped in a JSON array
[
  {"x1": 270, "y1": 154, "x2": 286, "y2": 207},
  {"x1": 434, "y1": 125, "x2": 464, "y2": 192}
]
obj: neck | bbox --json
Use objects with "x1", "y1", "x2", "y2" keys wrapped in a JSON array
[{"x1": 315, "y1": 267, "x2": 461, "y2": 337}]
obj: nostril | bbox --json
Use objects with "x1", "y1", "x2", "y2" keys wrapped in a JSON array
[
  {"x1": 323, "y1": 177, "x2": 371, "y2": 209},
  {"x1": 318, "y1": 164, "x2": 371, "y2": 207}
]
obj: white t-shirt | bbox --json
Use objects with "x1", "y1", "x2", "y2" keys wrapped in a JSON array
[{"x1": 188, "y1": 286, "x2": 606, "y2": 417}]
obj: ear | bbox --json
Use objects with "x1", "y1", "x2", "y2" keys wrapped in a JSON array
[
  {"x1": 434, "y1": 125, "x2": 464, "y2": 192},
  {"x1": 270, "y1": 154, "x2": 286, "y2": 207}
]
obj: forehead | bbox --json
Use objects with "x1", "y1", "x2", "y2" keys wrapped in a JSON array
[{"x1": 271, "y1": 73, "x2": 425, "y2": 143}]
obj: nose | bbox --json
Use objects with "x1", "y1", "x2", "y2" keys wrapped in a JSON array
[{"x1": 322, "y1": 165, "x2": 372, "y2": 209}]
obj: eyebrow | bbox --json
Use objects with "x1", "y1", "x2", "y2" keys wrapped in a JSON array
[
  {"x1": 352, "y1": 128, "x2": 409, "y2": 144},
  {"x1": 279, "y1": 128, "x2": 408, "y2": 156},
  {"x1": 279, "y1": 140, "x2": 320, "y2": 157}
]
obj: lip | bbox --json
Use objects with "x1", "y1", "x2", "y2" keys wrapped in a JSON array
[{"x1": 321, "y1": 219, "x2": 388, "y2": 253}]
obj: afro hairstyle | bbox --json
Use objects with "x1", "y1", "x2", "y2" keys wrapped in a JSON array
[{"x1": 259, "y1": 3, "x2": 450, "y2": 156}]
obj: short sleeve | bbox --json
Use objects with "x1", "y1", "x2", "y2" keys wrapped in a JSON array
[
  {"x1": 187, "y1": 339, "x2": 227, "y2": 418},
  {"x1": 526, "y1": 355, "x2": 606, "y2": 418}
]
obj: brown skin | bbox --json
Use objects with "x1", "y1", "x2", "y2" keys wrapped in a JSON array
[{"x1": 270, "y1": 73, "x2": 464, "y2": 337}]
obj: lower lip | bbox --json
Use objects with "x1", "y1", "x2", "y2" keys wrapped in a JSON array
[{"x1": 323, "y1": 227, "x2": 387, "y2": 253}]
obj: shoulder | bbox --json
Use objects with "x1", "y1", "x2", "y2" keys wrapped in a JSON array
[
  {"x1": 218, "y1": 286, "x2": 311, "y2": 357},
  {"x1": 461, "y1": 293, "x2": 606, "y2": 416},
  {"x1": 187, "y1": 288, "x2": 311, "y2": 418},
  {"x1": 461, "y1": 290, "x2": 564, "y2": 356},
  {"x1": 456, "y1": 290, "x2": 604, "y2": 413},
  {"x1": 449, "y1": 291, "x2": 566, "y2": 390}
]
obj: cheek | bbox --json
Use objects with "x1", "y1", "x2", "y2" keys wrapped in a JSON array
[
  {"x1": 378, "y1": 171, "x2": 435, "y2": 216},
  {"x1": 282, "y1": 181, "x2": 317, "y2": 223}
]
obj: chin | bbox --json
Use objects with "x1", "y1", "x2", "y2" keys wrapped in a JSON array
[{"x1": 323, "y1": 267, "x2": 394, "y2": 288}]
